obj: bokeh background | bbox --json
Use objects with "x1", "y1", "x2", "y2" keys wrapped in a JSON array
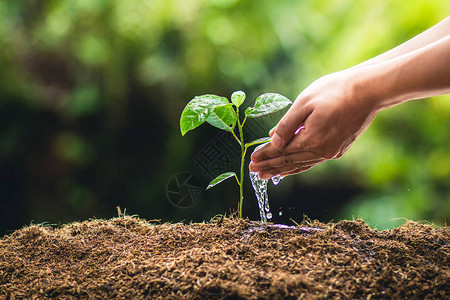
[{"x1": 1, "y1": 0, "x2": 449, "y2": 234}]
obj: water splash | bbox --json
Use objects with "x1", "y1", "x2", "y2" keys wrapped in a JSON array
[{"x1": 250, "y1": 172, "x2": 283, "y2": 223}]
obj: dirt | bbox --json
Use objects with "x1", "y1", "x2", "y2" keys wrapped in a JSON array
[{"x1": 0, "y1": 216, "x2": 448, "y2": 299}]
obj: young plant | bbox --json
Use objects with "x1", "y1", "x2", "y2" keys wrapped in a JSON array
[{"x1": 180, "y1": 91, "x2": 292, "y2": 218}]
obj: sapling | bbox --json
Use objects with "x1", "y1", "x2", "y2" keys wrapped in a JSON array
[{"x1": 180, "y1": 91, "x2": 292, "y2": 218}]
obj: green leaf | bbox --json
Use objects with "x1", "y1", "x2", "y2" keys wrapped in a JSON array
[
  {"x1": 245, "y1": 136, "x2": 271, "y2": 148},
  {"x1": 180, "y1": 95, "x2": 229, "y2": 135},
  {"x1": 245, "y1": 93, "x2": 292, "y2": 118},
  {"x1": 231, "y1": 90, "x2": 246, "y2": 107},
  {"x1": 206, "y1": 104, "x2": 237, "y2": 132},
  {"x1": 206, "y1": 172, "x2": 237, "y2": 190}
]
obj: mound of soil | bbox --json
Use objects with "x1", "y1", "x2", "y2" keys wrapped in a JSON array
[{"x1": 0, "y1": 216, "x2": 448, "y2": 299}]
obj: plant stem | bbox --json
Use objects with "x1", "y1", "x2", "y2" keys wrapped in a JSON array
[
  {"x1": 231, "y1": 130, "x2": 242, "y2": 146},
  {"x1": 241, "y1": 115, "x2": 248, "y2": 128},
  {"x1": 236, "y1": 108, "x2": 245, "y2": 218}
]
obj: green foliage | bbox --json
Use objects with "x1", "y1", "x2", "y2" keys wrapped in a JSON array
[
  {"x1": 231, "y1": 91, "x2": 245, "y2": 107},
  {"x1": 206, "y1": 104, "x2": 237, "y2": 132},
  {"x1": 180, "y1": 95, "x2": 231, "y2": 135},
  {"x1": 180, "y1": 91, "x2": 292, "y2": 217},
  {"x1": 245, "y1": 93, "x2": 292, "y2": 118}
]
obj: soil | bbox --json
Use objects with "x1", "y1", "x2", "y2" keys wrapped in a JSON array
[{"x1": 0, "y1": 216, "x2": 448, "y2": 299}]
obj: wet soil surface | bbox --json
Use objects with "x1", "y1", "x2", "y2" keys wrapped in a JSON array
[{"x1": 0, "y1": 216, "x2": 448, "y2": 299}]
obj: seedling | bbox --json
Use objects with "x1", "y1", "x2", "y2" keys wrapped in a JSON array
[{"x1": 180, "y1": 91, "x2": 292, "y2": 218}]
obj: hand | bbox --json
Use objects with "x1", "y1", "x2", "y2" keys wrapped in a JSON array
[{"x1": 249, "y1": 69, "x2": 379, "y2": 179}]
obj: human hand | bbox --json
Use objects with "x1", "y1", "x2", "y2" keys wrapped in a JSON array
[
  {"x1": 249, "y1": 69, "x2": 379, "y2": 179},
  {"x1": 250, "y1": 18, "x2": 450, "y2": 180}
]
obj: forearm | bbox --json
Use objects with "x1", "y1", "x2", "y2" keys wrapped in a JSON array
[
  {"x1": 356, "y1": 35, "x2": 450, "y2": 111},
  {"x1": 353, "y1": 16, "x2": 450, "y2": 68}
]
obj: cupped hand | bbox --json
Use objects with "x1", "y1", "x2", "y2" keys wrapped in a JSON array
[{"x1": 249, "y1": 69, "x2": 379, "y2": 179}]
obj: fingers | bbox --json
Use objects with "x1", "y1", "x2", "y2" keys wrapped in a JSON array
[
  {"x1": 258, "y1": 161, "x2": 319, "y2": 179},
  {"x1": 280, "y1": 166, "x2": 313, "y2": 177},
  {"x1": 250, "y1": 151, "x2": 322, "y2": 172},
  {"x1": 251, "y1": 131, "x2": 310, "y2": 163},
  {"x1": 271, "y1": 98, "x2": 313, "y2": 148},
  {"x1": 250, "y1": 150, "x2": 325, "y2": 180},
  {"x1": 269, "y1": 126, "x2": 276, "y2": 137},
  {"x1": 250, "y1": 141, "x2": 272, "y2": 162}
]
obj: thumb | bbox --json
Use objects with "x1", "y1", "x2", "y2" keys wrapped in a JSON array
[
  {"x1": 269, "y1": 126, "x2": 276, "y2": 137},
  {"x1": 271, "y1": 100, "x2": 312, "y2": 148}
]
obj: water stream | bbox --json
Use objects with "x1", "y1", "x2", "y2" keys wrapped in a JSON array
[{"x1": 249, "y1": 171, "x2": 282, "y2": 223}]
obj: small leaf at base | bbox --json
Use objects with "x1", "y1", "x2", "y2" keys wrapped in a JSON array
[{"x1": 206, "y1": 172, "x2": 236, "y2": 190}]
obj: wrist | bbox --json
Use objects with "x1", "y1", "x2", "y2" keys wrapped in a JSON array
[
  {"x1": 350, "y1": 62, "x2": 404, "y2": 114},
  {"x1": 348, "y1": 66, "x2": 387, "y2": 116}
]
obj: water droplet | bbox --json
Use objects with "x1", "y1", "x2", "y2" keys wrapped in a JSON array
[
  {"x1": 267, "y1": 212, "x2": 272, "y2": 219},
  {"x1": 271, "y1": 175, "x2": 282, "y2": 185},
  {"x1": 279, "y1": 211, "x2": 283, "y2": 216}
]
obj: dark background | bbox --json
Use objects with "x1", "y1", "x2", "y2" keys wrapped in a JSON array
[{"x1": 0, "y1": 0, "x2": 448, "y2": 235}]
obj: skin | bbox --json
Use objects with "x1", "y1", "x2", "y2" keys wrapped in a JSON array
[{"x1": 250, "y1": 17, "x2": 450, "y2": 180}]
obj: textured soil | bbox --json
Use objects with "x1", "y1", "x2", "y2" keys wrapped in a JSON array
[{"x1": 0, "y1": 216, "x2": 448, "y2": 299}]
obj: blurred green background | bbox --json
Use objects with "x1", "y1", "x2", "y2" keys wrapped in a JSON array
[{"x1": 0, "y1": 0, "x2": 448, "y2": 234}]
